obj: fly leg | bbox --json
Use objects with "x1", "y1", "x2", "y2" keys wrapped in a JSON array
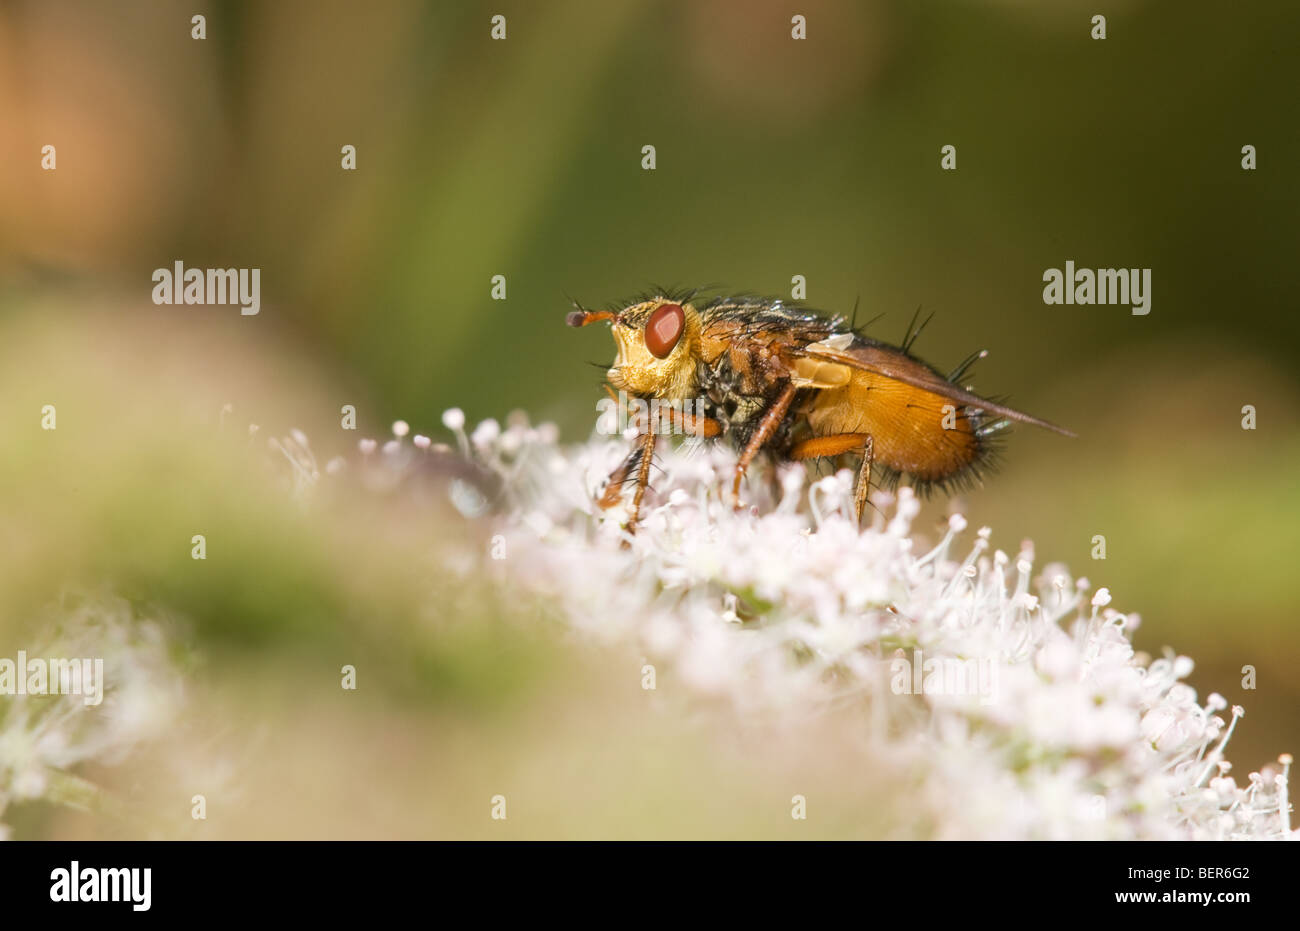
[
  {"x1": 597, "y1": 428, "x2": 658, "y2": 532},
  {"x1": 597, "y1": 388, "x2": 647, "y2": 510},
  {"x1": 597, "y1": 445, "x2": 641, "y2": 510},
  {"x1": 853, "y1": 434, "x2": 874, "y2": 524},
  {"x1": 627, "y1": 428, "x2": 657, "y2": 531},
  {"x1": 789, "y1": 432, "x2": 874, "y2": 524},
  {"x1": 731, "y1": 383, "x2": 798, "y2": 510},
  {"x1": 658, "y1": 406, "x2": 723, "y2": 439},
  {"x1": 601, "y1": 404, "x2": 715, "y2": 532}
]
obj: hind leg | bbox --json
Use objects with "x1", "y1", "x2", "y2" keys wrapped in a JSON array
[{"x1": 789, "y1": 432, "x2": 874, "y2": 523}]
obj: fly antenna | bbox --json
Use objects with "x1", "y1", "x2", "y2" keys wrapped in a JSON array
[{"x1": 566, "y1": 310, "x2": 617, "y2": 327}]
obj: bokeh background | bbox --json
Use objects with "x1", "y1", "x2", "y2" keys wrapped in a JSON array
[{"x1": 0, "y1": 0, "x2": 1296, "y2": 837}]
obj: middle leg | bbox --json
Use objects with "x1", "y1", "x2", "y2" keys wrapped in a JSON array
[{"x1": 731, "y1": 383, "x2": 798, "y2": 509}]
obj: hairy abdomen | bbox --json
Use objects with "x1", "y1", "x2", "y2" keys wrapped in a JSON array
[{"x1": 804, "y1": 371, "x2": 981, "y2": 481}]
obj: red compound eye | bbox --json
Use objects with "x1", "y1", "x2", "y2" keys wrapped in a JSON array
[{"x1": 645, "y1": 303, "x2": 685, "y2": 359}]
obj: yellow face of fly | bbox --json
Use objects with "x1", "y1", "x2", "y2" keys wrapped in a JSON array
[{"x1": 605, "y1": 300, "x2": 704, "y2": 399}]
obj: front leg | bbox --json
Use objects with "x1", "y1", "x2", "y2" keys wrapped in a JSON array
[
  {"x1": 731, "y1": 383, "x2": 798, "y2": 509},
  {"x1": 597, "y1": 427, "x2": 658, "y2": 531},
  {"x1": 597, "y1": 445, "x2": 640, "y2": 510},
  {"x1": 627, "y1": 428, "x2": 657, "y2": 531},
  {"x1": 597, "y1": 390, "x2": 649, "y2": 511},
  {"x1": 658, "y1": 405, "x2": 722, "y2": 439}
]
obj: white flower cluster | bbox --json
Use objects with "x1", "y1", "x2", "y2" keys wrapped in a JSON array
[
  {"x1": 351, "y1": 411, "x2": 1294, "y2": 841},
  {"x1": 0, "y1": 595, "x2": 183, "y2": 838}
]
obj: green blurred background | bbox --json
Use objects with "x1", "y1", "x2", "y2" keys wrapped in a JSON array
[{"x1": 0, "y1": 0, "x2": 1296, "y2": 835}]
